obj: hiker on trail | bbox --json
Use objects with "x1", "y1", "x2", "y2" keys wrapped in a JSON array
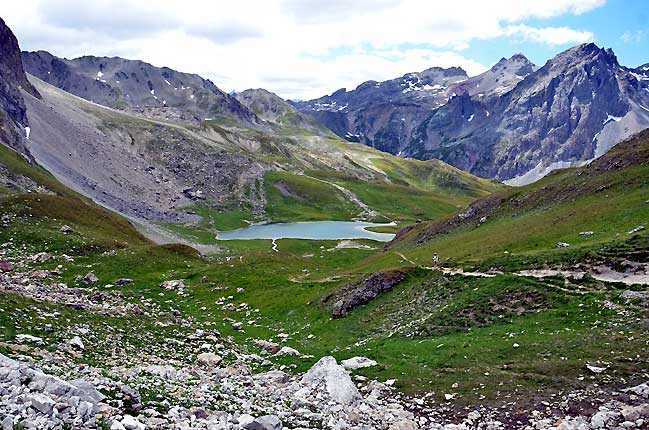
[{"x1": 432, "y1": 253, "x2": 440, "y2": 266}]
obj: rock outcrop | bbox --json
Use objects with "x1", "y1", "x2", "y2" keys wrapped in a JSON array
[
  {"x1": 0, "y1": 354, "x2": 104, "y2": 429},
  {"x1": 323, "y1": 270, "x2": 408, "y2": 318},
  {"x1": 0, "y1": 17, "x2": 40, "y2": 152}
]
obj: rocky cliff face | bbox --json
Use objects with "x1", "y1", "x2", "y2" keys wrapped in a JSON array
[
  {"x1": 293, "y1": 57, "x2": 536, "y2": 156},
  {"x1": 0, "y1": 17, "x2": 40, "y2": 152},
  {"x1": 411, "y1": 44, "x2": 649, "y2": 182},
  {"x1": 297, "y1": 45, "x2": 649, "y2": 183},
  {"x1": 292, "y1": 66, "x2": 474, "y2": 154},
  {"x1": 22, "y1": 51, "x2": 262, "y2": 128}
]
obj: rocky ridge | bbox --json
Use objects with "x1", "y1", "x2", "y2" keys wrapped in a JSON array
[
  {"x1": 234, "y1": 89, "x2": 325, "y2": 132},
  {"x1": 21, "y1": 51, "x2": 261, "y2": 129},
  {"x1": 296, "y1": 45, "x2": 649, "y2": 183}
]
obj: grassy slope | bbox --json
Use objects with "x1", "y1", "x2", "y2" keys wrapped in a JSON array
[
  {"x1": 2, "y1": 85, "x2": 646, "y2": 413},
  {"x1": 197, "y1": 116, "x2": 503, "y2": 230},
  {"x1": 1, "y1": 131, "x2": 647, "y2": 410},
  {"x1": 0, "y1": 144, "x2": 74, "y2": 196},
  {"x1": 382, "y1": 130, "x2": 649, "y2": 270},
  {"x1": 263, "y1": 171, "x2": 360, "y2": 222},
  {"x1": 0, "y1": 141, "x2": 151, "y2": 252}
]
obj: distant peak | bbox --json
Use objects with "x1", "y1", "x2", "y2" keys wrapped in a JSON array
[
  {"x1": 490, "y1": 53, "x2": 536, "y2": 75},
  {"x1": 421, "y1": 66, "x2": 467, "y2": 77},
  {"x1": 510, "y1": 53, "x2": 531, "y2": 63},
  {"x1": 554, "y1": 42, "x2": 619, "y2": 67}
]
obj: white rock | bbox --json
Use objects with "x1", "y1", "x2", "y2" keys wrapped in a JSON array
[
  {"x1": 341, "y1": 356, "x2": 378, "y2": 370},
  {"x1": 16, "y1": 334, "x2": 45, "y2": 345},
  {"x1": 586, "y1": 364, "x2": 607, "y2": 374},
  {"x1": 160, "y1": 280, "x2": 186, "y2": 290},
  {"x1": 274, "y1": 346, "x2": 301, "y2": 357},
  {"x1": 625, "y1": 382, "x2": 649, "y2": 397},
  {"x1": 300, "y1": 356, "x2": 360, "y2": 405},
  {"x1": 389, "y1": 419, "x2": 419, "y2": 430},
  {"x1": 111, "y1": 421, "x2": 127, "y2": 430},
  {"x1": 121, "y1": 415, "x2": 146, "y2": 430},
  {"x1": 244, "y1": 415, "x2": 282, "y2": 430},
  {"x1": 196, "y1": 352, "x2": 222, "y2": 367},
  {"x1": 29, "y1": 393, "x2": 55, "y2": 414},
  {"x1": 238, "y1": 414, "x2": 256, "y2": 427},
  {"x1": 67, "y1": 336, "x2": 85, "y2": 350}
]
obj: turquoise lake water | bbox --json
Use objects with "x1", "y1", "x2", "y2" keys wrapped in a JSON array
[{"x1": 215, "y1": 221, "x2": 396, "y2": 242}]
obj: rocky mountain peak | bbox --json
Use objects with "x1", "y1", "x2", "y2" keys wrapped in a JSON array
[
  {"x1": 421, "y1": 66, "x2": 468, "y2": 78},
  {"x1": 0, "y1": 17, "x2": 39, "y2": 152},
  {"x1": 295, "y1": 42, "x2": 648, "y2": 184},
  {"x1": 546, "y1": 42, "x2": 620, "y2": 72},
  {"x1": 0, "y1": 18, "x2": 39, "y2": 100},
  {"x1": 236, "y1": 88, "x2": 294, "y2": 121},
  {"x1": 236, "y1": 88, "x2": 326, "y2": 132},
  {"x1": 490, "y1": 54, "x2": 536, "y2": 76}
]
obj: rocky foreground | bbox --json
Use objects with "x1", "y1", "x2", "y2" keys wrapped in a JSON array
[
  {"x1": 2, "y1": 347, "x2": 649, "y2": 430},
  {"x1": 0, "y1": 236, "x2": 648, "y2": 429}
]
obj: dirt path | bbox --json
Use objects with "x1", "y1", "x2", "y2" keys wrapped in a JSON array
[
  {"x1": 395, "y1": 252, "x2": 417, "y2": 265},
  {"x1": 516, "y1": 267, "x2": 649, "y2": 285}
]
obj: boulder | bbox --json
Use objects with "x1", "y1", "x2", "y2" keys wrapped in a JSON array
[
  {"x1": 624, "y1": 382, "x2": 649, "y2": 397},
  {"x1": 299, "y1": 356, "x2": 360, "y2": 404},
  {"x1": 389, "y1": 420, "x2": 419, "y2": 430},
  {"x1": 121, "y1": 415, "x2": 146, "y2": 430},
  {"x1": 325, "y1": 270, "x2": 408, "y2": 319},
  {"x1": 67, "y1": 336, "x2": 85, "y2": 350},
  {"x1": 196, "y1": 352, "x2": 222, "y2": 367},
  {"x1": 254, "y1": 339, "x2": 280, "y2": 353},
  {"x1": 341, "y1": 356, "x2": 378, "y2": 370},
  {"x1": 274, "y1": 346, "x2": 301, "y2": 357},
  {"x1": 243, "y1": 415, "x2": 282, "y2": 430},
  {"x1": 237, "y1": 414, "x2": 256, "y2": 427},
  {"x1": 0, "y1": 260, "x2": 13, "y2": 272},
  {"x1": 253, "y1": 370, "x2": 290, "y2": 386},
  {"x1": 115, "y1": 278, "x2": 134, "y2": 286},
  {"x1": 29, "y1": 392, "x2": 55, "y2": 414},
  {"x1": 160, "y1": 280, "x2": 186, "y2": 290},
  {"x1": 82, "y1": 272, "x2": 98, "y2": 284},
  {"x1": 15, "y1": 333, "x2": 44, "y2": 345}
]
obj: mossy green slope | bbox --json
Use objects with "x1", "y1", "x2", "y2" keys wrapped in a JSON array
[{"x1": 384, "y1": 129, "x2": 649, "y2": 270}]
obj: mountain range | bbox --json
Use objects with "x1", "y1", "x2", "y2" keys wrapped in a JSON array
[
  {"x1": 15, "y1": 31, "x2": 649, "y2": 187},
  {"x1": 0, "y1": 17, "x2": 497, "y2": 241},
  {"x1": 294, "y1": 45, "x2": 649, "y2": 184}
]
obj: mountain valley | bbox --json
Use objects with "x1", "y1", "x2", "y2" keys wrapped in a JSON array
[{"x1": 0, "y1": 14, "x2": 647, "y2": 430}]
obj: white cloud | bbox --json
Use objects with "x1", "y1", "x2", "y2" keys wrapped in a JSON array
[
  {"x1": 0, "y1": 0, "x2": 605, "y2": 99},
  {"x1": 505, "y1": 24, "x2": 595, "y2": 45},
  {"x1": 621, "y1": 30, "x2": 646, "y2": 44}
]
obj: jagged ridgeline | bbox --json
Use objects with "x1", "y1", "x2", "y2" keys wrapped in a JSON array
[{"x1": 295, "y1": 45, "x2": 649, "y2": 184}]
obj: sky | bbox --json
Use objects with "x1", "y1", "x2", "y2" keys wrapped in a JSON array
[{"x1": 1, "y1": 0, "x2": 647, "y2": 100}]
